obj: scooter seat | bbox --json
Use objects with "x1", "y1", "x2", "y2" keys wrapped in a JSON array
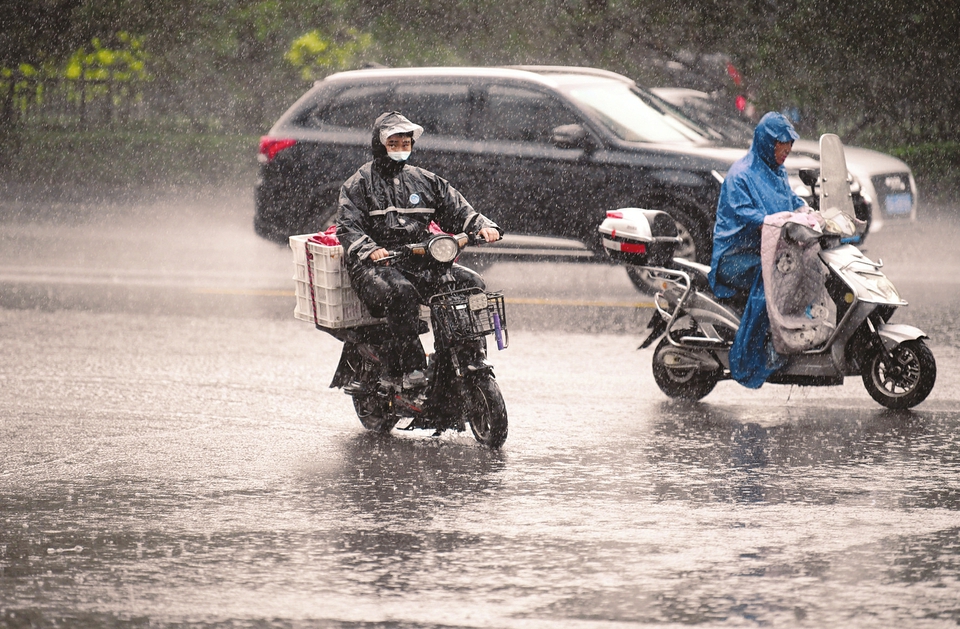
[{"x1": 673, "y1": 257, "x2": 712, "y2": 292}]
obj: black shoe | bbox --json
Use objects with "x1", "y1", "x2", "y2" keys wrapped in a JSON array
[{"x1": 379, "y1": 370, "x2": 427, "y2": 391}]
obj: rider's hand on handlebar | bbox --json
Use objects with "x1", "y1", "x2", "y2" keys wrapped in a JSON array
[
  {"x1": 369, "y1": 248, "x2": 390, "y2": 261},
  {"x1": 477, "y1": 227, "x2": 500, "y2": 243}
]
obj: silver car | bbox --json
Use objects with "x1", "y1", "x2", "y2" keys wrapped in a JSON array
[{"x1": 651, "y1": 87, "x2": 918, "y2": 231}]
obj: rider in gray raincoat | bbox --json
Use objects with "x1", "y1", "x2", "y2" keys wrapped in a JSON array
[{"x1": 337, "y1": 111, "x2": 501, "y2": 389}]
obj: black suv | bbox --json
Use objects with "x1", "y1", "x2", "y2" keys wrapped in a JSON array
[{"x1": 254, "y1": 65, "x2": 819, "y2": 285}]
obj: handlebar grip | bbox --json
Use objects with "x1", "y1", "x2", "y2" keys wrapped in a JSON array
[{"x1": 373, "y1": 251, "x2": 400, "y2": 265}]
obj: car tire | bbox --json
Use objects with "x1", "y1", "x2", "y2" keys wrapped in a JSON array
[{"x1": 307, "y1": 185, "x2": 340, "y2": 233}]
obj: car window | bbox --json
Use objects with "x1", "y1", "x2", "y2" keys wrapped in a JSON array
[
  {"x1": 478, "y1": 85, "x2": 580, "y2": 144},
  {"x1": 297, "y1": 82, "x2": 473, "y2": 138},
  {"x1": 394, "y1": 84, "x2": 472, "y2": 138},
  {"x1": 301, "y1": 84, "x2": 395, "y2": 130},
  {"x1": 567, "y1": 82, "x2": 710, "y2": 143}
]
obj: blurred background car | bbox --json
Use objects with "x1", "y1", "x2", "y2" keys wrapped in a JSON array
[
  {"x1": 255, "y1": 65, "x2": 747, "y2": 290},
  {"x1": 651, "y1": 87, "x2": 918, "y2": 234},
  {"x1": 254, "y1": 65, "x2": 865, "y2": 292}
]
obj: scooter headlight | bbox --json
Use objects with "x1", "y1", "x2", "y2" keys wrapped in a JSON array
[
  {"x1": 850, "y1": 270, "x2": 901, "y2": 302},
  {"x1": 428, "y1": 235, "x2": 460, "y2": 263}
]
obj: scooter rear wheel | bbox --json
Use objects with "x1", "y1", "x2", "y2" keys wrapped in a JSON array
[
  {"x1": 353, "y1": 395, "x2": 398, "y2": 434},
  {"x1": 652, "y1": 337, "x2": 719, "y2": 401},
  {"x1": 465, "y1": 376, "x2": 508, "y2": 449},
  {"x1": 862, "y1": 339, "x2": 936, "y2": 409}
]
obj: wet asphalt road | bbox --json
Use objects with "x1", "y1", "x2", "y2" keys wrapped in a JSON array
[{"x1": 1, "y1": 191, "x2": 960, "y2": 627}]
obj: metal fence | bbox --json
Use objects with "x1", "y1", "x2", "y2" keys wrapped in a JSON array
[{"x1": 0, "y1": 74, "x2": 269, "y2": 132}]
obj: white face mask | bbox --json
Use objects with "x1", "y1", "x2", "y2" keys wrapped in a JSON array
[{"x1": 387, "y1": 150, "x2": 411, "y2": 162}]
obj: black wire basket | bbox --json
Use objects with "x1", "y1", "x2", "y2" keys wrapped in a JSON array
[{"x1": 429, "y1": 288, "x2": 508, "y2": 347}]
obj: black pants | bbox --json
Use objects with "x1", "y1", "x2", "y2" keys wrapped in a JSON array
[{"x1": 349, "y1": 263, "x2": 485, "y2": 376}]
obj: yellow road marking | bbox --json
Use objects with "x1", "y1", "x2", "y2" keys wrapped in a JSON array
[
  {"x1": 505, "y1": 297, "x2": 653, "y2": 308},
  {"x1": 194, "y1": 288, "x2": 292, "y2": 296},
  {"x1": 193, "y1": 289, "x2": 654, "y2": 309}
]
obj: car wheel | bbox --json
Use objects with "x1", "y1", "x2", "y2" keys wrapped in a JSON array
[{"x1": 307, "y1": 186, "x2": 339, "y2": 233}]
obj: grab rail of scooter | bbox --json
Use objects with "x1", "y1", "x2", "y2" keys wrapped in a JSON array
[
  {"x1": 646, "y1": 265, "x2": 695, "y2": 347},
  {"x1": 836, "y1": 254, "x2": 884, "y2": 273}
]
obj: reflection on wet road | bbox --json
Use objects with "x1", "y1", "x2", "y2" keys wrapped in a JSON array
[
  {"x1": 3, "y1": 316, "x2": 959, "y2": 627},
  {"x1": 2, "y1": 196, "x2": 960, "y2": 627}
]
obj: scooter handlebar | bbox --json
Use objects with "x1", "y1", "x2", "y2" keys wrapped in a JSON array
[{"x1": 373, "y1": 232, "x2": 480, "y2": 266}]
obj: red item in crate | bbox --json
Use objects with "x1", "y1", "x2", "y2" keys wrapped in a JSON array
[
  {"x1": 309, "y1": 225, "x2": 340, "y2": 246},
  {"x1": 427, "y1": 220, "x2": 449, "y2": 235}
]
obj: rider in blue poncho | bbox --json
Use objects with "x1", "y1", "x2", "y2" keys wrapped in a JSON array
[{"x1": 708, "y1": 112, "x2": 808, "y2": 388}]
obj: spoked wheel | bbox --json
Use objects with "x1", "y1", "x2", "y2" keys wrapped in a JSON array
[
  {"x1": 353, "y1": 394, "x2": 398, "y2": 434},
  {"x1": 464, "y1": 376, "x2": 508, "y2": 448},
  {"x1": 652, "y1": 337, "x2": 719, "y2": 401},
  {"x1": 861, "y1": 339, "x2": 936, "y2": 409}
]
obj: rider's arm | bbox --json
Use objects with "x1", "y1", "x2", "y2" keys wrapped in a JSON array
[
  {"x1": 336, "y1": 173, "x2": 384, "y2": 263},
  {"x1": 724, "y1": 176, "x2": 769, "y2": 232},
  {"x1": 428, "y1": 171, "x2": 502, "y2": 241},
  {"x1": 477, "y1": 227, "x2": 500, "y2": 242}
]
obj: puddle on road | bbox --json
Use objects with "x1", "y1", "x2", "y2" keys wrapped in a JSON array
[{"x1": 2, "y1": 406, "x2": 960, "y2": 627}]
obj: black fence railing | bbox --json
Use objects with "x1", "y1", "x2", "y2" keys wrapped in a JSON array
[
  {"x1": 0, "y1": 74, "x2": 274, "y2": 133},
  {"x1": 1, "y1": 76, "x2": 154, "y2": 128}
]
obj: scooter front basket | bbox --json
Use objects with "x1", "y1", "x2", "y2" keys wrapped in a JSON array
[{"x1": 430, "y1": 289, "x2": 507, "y2": 344}]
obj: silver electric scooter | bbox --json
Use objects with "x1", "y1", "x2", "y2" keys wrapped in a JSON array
[{"x1": 600, "y1": 135, "x2": 936, "y2": 409}]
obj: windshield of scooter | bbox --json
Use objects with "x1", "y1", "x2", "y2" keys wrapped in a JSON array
[{"x1": 818, "y1": 134, "x2": 860, "y2": 237}]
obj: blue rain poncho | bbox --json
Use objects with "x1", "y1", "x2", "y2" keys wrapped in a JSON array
[{"x1": 708, "y1": 112, "x2": 806, "y2": 388}]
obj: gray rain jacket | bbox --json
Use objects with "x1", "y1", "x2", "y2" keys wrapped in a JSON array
[{"x1": 337, "y1": 112, "x2": 499, "y2": 272}]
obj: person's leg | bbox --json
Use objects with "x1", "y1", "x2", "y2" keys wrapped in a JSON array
[
  {"x1": 715, "y1": 252, "x2": 761, "y2": 293},
  {"x1": 349, "y1": 265, "x2": 426, "y2": 382}
]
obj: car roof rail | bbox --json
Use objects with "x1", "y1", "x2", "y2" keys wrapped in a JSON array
[{"x1": 504, "y1": 65, "x2": 636, "y2": 85}]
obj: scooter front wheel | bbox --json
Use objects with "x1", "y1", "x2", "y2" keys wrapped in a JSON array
[
  {"x1": 862, "y1": 339, "x2": 936, "y2": 409},
  {"x1": 465, "y1": 376, "x2": 508, "y2": 449},
  {"x1": 652, "y1": 337, "x2": 719, "y2": 401},
  {"x1": 353, "y1": 394, "x2": 398, "y2": 434}
]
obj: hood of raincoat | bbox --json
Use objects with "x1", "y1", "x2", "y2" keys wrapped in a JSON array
[
  {"x1": 370, "y1": 111, "x2": 424, "y2": 168},
  {"x1": 752, "y1": 111, "x2": 800, "y2": 169}
]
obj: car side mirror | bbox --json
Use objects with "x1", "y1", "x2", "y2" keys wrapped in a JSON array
[{"x1": 551, "y1": 124, "x2": 592, "y2": 150}]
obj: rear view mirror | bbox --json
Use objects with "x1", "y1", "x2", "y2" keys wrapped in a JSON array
[
  {"x1": 551, "y1": 124, "x2": 592, "y2": 150},
  {"x1": 798, "y1": 168, "x2": 820, "y2": 188}
]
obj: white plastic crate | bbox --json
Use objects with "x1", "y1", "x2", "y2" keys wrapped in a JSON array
[
  {"x1": 290, "y1": 235, "x2": 350, "y2": 287},
  {"x1": 289, "y1": 234, "x2": 384, "y2": 328}
]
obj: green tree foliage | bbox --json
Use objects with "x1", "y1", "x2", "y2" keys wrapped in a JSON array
[
  {"x1": 0, "y1": 0, "x2": 956, "y2": 143},
  {"x1": 742, "y1": 0, "x2": 960, "y2": 144},
  {"x1": 284, "y1": 28, "x2": 373, "y2": 81},
  {"x1": 0, "y1": 0, "x2": 84, "y2": 67}
]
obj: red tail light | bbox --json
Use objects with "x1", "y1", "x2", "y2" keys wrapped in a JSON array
[
  {"x1": 619, "y1": 242, "x2": 646, "y2": 254},
  {"x1": 606, "y1": 210, "x2": 623, "y2": 219},
  {"x1": 258, "y1": 136, "x2": 297, "y2": 162}
]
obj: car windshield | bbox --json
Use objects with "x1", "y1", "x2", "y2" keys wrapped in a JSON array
[
  {"x1": 566, "y1": 82, "x2": 712, "y2": 143},
  {"x1": 664, "y1": 94, "x2": 755, "y2": 146}
]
